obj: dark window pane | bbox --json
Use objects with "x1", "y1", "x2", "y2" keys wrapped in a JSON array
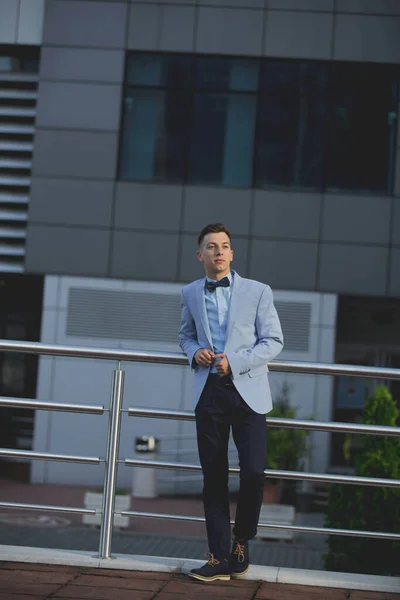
[
  {"x1": 326, "y1": 64, "x2": 397, "y2": 193},
  {"x1": 119, "y1": 88, "x2": 187, "y2": 182},
  {"x1": 0, "y1": 47, "x2": 40, "y2": 73},
  {"x1": 120, "y1": 53, "x2": 398, "y2": 194},
  {"x1": 188, "y1": 92, "x2": 256, "y2": 187},
  {"x1": 195, "y1": 57, "x2": 259, "y2": 92},
  {"x1": 126, "y1": 55, "x2": 163, "y2": 86},
  {"x1": 21, "y1": 58, "x2": 40, "y2": 73},
  {"x1": 126, "y1": 53, "x2": 191, "y2": 88},
  {"x1": 255, "y1": 98, "x2": 327, "y2": 188},
  {"x1": 255, "y1": 60, "x2": 328, "y2": 189},
  {"x1": 0, "y1": 57, "x2": 18, "y2": 72},
  {"x1": 261, "y1": 60, "x2": 329, "y2": 97}
]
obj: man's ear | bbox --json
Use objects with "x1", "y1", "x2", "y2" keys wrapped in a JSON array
[{"x1": 196, "y1": 250, "x2": 203, "y2": 262}]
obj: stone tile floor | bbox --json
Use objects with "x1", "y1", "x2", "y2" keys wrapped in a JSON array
[{"x1": 0, "y1": 562, "x2": 399, "y2": 600}]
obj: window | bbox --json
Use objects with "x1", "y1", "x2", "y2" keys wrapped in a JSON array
[
  {"x1": 255, "y1": 61, "x2": 329, "y2": 189},
  {"x1": 119, "y1": 53, "x2": 399, "y2": 195},
  {"x1": 0, "y1": 45, "x2": 40, "y2": 73},
  {"x1": 188, "y1": 58, "x2": 258, "y2": 187},
  {"x1": 326, "y1": 63, "x2": 398, "y2": 193},
  {"x1": 119, "y1": 54, "x2": 258, "y2": 187},
  {"x1": 119, "y1": 54, "x2": 190, "y2": 183}
]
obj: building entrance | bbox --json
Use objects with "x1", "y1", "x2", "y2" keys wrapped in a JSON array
[{"x1": 0, "y1": 274, "x2": 43, "y2": 481}]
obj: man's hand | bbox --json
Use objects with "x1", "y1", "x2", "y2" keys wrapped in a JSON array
[
  {"x1": 214, "y1": 353, "x2": 232, "y2": 376},
  {"x1": 194, "y1": 348, "x2": 215, "y2": 367}
]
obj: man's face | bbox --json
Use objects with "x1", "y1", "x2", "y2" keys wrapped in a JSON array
[{"x1": 197, "y1": 232, "x2": 233, "y2": 279}]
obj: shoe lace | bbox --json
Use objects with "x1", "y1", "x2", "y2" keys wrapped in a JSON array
[
  {"x1": 206, "y1": 553, "x2": 220, "y2": 567},
  {"x1": 233, "y1": 542, "x2": 245, "y2": 564}
]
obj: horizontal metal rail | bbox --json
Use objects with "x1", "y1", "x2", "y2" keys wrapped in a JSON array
[
  {"x1": 1, "y1": 339, "x2": 400, "y2": 380},
  {"x1": 120, "y1": 510, "x2": 400, "y2": 541},
  {"x1": 0, "y1": 338, "x2": 399, "y2": 554},
  {"x1": 0, "y1": 502, "x2": 96, "y2": 516},
  {"x1": 129, "y1": 407, "x2": 193, "y2": 421},
  {"x1": 124, "y1": 458, "x2": 400, "y2": 489},
  {"x1": 128, "y1": 407, "x2": 400, "y2": 437},
  {"x1": 266, "y1": 417, "x2": 400, "y2": 437},
  {"x1": 269, "y1": 361, "x2": 400, "y2": 379},
  {"x1": 0, "y1": 448, "x2": 102, "y2": 464},
  {"x1": 0, "y1": 397, "x2": 105, "y2": 414},
  {"x1": 0, "y1": 193, "x2": 29, "y2": 205},
  {"x1": 0, "y1": 339, "x2": 189, "y2": 364},
  {"x1": 0, "y1": 73, "x2": 39, "y2": 83}
]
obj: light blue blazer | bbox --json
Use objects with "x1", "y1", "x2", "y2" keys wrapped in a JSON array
[{"x1": 179, "y1": 271, "x2": 284, "y2": 414}]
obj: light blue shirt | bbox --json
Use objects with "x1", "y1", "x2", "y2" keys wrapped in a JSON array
[{"x1": 205, "y1": 271, "x2": 233, "y2": 373}]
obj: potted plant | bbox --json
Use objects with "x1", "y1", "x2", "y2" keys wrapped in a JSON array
[{"x1": 263, "y1": 381, "x2": 310, "y2": 504}]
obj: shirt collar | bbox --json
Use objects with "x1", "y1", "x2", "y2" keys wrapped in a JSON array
[{"x1": 205, "y1": 271, "x2": 233, "y2": 284}]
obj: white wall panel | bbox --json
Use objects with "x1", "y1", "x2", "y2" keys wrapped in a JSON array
[
  {"x1": 336, "y1": 0, "x2": 400, "y2": 15},
  {"x1": 265, "y1": 10, "x2": 333, "y2": 59},
  {"x1": 17, "y1": 0, "x2": 45, "y2": 44},
  {"x1": 334, "y1": 14, "x2": 400, "y2": 63},
  {"x1": 127, "y1": 3, "x2": 159, "y2": 50},
  {"x1": 0, "y1": 0, "x2": 19, "y2": 44},
  {"x1": 159, "y1": 5, "x2": 195, "y2": 52},
  {"x1": 196, "y1": 7, "x2": 264, "y2": 55}
]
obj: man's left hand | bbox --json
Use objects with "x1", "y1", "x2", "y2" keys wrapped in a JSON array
[{"x1": 213, "y1": 353, "x2": 232, "y2": 376}]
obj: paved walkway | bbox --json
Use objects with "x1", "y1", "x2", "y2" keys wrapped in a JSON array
[
  {"x1": 1, "y1": 478, "x2": 400, "y2": 598},
  {"x1": 0, "y1": 561, "x2": 399, "y2": 600},
  {"x1": 0, "y1": 523, "x2": 326, "y2": 571}
]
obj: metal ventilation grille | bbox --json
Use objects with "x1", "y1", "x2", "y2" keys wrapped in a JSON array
[
  {"x1": 67, "y1": 288, "x2": 182, "y2": 343},
  {"x1": 0, "y1": 64, "x2": 39, "y2": 272},
  {"x1": 67, "y1": 288, "x2": 312, "y2": 352},
  {"x1": 275, "y1": 301, "x2": 311, "y2": 352}
]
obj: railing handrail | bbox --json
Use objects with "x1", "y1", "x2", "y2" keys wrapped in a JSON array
[
  {"x1": 0, "y1": 501, "x2": 95, "y2": 515},
  {"x1": 123, "y1": 457, "x2": 400, "y2": 489},
  {"x1": 119, "y1": 509, "x2": 400, "y2": 542},
  {"x1": 0, "y1": 396, "x2": 105, "y2": 414},
  {"x1": 128, "y1": 407, "x2": 400, "y2": 437},
  {"x1": 1, "y1": 394, "x2": 398, "y2": 437},
  {"x1": 0, "y1": 448, "x2": 102, "y2": 464},
  {"x1": 1, "y1": 338, "x2": 400, "y2": 380},
  {"x1": 1, "y1": 338, "x2": 400, "y2": 560}
]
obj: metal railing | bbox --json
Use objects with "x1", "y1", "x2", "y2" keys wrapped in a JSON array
[{"x1": 0, "y1": 339, "x2": 399, "y2": 559}]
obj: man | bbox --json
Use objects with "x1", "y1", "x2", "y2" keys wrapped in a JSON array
[{"x1": 179, "y1": 223, "x2": 284, "y2": 583}]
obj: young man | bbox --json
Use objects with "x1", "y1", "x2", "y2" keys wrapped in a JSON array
[{"x1": 179, "y1": 223, "x2": 284, "y2": 582}]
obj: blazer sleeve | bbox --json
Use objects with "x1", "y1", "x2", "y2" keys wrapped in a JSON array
[
  {"x1": 226, "y1": 285, "x2": 284, "y2": 380},
  {"x1": 178, "y1": 288, "x2": 202, "y2": 369}
]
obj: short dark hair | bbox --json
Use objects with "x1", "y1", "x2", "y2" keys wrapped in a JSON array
[{"x1": 198, "y1": 223, "x2": 232, "y2": 247}]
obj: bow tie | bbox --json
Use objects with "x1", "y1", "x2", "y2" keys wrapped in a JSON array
[{"x1": 205, "y1": 277, "x2": 230, "y2": 292}]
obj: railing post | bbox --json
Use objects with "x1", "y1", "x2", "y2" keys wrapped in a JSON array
[{"x1": 98, "y1": 363, "x2": 124, "y2": 559}]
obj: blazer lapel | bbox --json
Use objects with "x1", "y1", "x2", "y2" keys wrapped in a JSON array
[
  {"x1": 225, "y1": 271, "x2": 243, "y2": 346},
  {"x1": 196, "y1": 278, "x2": 213, "y2": 348}
]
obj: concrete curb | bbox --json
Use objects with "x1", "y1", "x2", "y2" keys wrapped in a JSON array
[{"x1": 0, "y1": 545, "x2": 399, "y2": 594}]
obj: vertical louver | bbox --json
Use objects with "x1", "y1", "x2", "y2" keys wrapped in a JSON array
[{"x1": 0, "y1": 67, "x2": 38, "y2": 272}]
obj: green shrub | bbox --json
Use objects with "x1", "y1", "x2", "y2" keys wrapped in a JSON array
[
  {"x1": 266, "y1": 381, "x2": 310, "y2": 472},
  {"x1": 324, "y1": 385, "x2": 400, "y2": 575}
]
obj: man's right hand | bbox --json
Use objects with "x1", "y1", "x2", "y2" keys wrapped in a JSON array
[{"x1": 194, "y1": 348, "x2": 215, "y2": 367}]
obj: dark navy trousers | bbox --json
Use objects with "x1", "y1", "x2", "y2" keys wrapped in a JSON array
[{"x1": 195, "y1": 374, "x2": 267, "y2": 560}]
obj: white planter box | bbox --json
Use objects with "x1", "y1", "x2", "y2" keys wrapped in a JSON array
[{"x1": 82, "y1": 492, "x2": 130, "y2": 528}]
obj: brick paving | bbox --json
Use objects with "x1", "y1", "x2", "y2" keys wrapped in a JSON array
[{"x1": 0, "y1": 563, "x2": 399, "y2": 600}]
